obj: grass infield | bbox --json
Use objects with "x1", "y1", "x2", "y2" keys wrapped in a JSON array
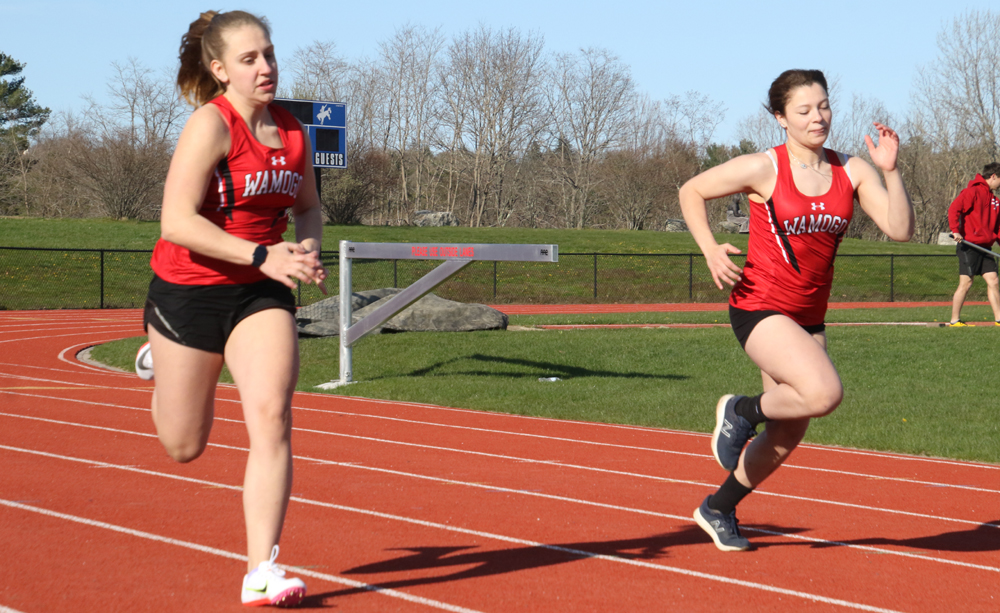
[{"x1": 91, "y1": 305, "x2": 1000, "y2": 465}]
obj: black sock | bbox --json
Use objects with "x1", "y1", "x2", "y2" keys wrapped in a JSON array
[
  {"x1": 734, "y1": 394, "x2": 767, "y2": 427},
  {"x1": 707, "y1": 473, "x2": 754, "y2": 515}
]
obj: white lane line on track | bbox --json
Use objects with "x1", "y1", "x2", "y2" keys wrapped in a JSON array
[
  {"x1": 0, "y1": 320, "x2": 140, "y2": 329},
  {"x1": 12, "y1": 333, "x2": 1000, "y2": 473},
  {"x1": 0, "y1": 606, "x2": 25, "y2": 613},
  {"x1": 0, "y1": 331, "x2": 143, "y2": 345},
  {"x1": 289, "y1": 404, "x2": 1000, "y2": 481},
  {"x1": 292, "y1": 404, "x2": 707, "y2": 460},
  {"x1": 0, "y1": 449, "x2": 904, "y2": 612},
  {"x1": 0, "y1": 498, "x2": 482, "y2": 613},
  {"x1": 0, "y1": 373, "x2": 119, "y2": 389},
  {"x1": 57, "y1": 341, "x2": 138, "y2": 374},
  {"x1": 4, "y1": 387, "x2": 1000, "y2": 498},
  {"x1": 304, "y1": 392, "x2": 1000, "y2": 470},
  {"x1": 4, "y1": 369, "x2": 1000, "y2": 493},
  {"x1": 0, "y1": 323, "x2": 140, "y2": 331},
  {"x1": 4, "y1": 415, "x2": 1000, "y2": 578}
]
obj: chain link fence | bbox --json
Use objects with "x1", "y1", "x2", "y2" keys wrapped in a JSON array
[{"x1": 0, "y1": 246, "x2": 970, "y2": 310}]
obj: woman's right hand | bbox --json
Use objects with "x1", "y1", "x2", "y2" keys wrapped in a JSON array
[
  {"x1": 258, "y1": 242, "x2": 328, "y2": 291},
  {"x1": 706, "y1": 243, "x2": 744, "y2": 290}
]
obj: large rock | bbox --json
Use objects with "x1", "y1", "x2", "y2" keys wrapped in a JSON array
[
  {"x1": 414, "y1": 210, "x2": 460, "y2": 227},
  {"x1": 296, "y1": 289, "x2": 507, "y2": 336},
  {"x1": 357, "y1": 292, "x2": 507, "y2": 332},
  {"x1": 938, "y1": 232, "x2": 958, "y2": 246},
  {"x1": 296, "y1": 288, "x2": 400, "y2": 337},
  {"x1": 663, "y1": 219, "x2": 688, "y2": 232}
]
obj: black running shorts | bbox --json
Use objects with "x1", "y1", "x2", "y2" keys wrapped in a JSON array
[
  {"x1": 729, "y1": 305, "x2": 826, "y2": 349},
  {"x1": 956, "y1": 243, "x2": 998, "y2": 278},
  {"x1": 143, "y1": 275, "x2": 296, "y2": 354}
]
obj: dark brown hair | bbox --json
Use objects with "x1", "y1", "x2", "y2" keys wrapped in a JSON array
[
  {"x1": 983, "y1": 162, "x2": 1000, "y2": 178},
  {"x1": 765, "y1": 69, "x2": 828, "y2": 116},
  {"x1": 176, "y1": 10, "x2": 271, "y2": 107}
]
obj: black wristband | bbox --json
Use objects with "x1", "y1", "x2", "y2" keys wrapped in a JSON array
[{"x1": 251, "y1": 244, "x2": 267, "y2": 268}]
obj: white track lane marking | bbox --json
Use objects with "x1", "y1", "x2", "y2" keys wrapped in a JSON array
[
  {"x1": 0, "y1": 449, "x2": 904, "y2": 612},
  {"x1": 0, "y1": 606, "x2": 25, "y2": 613},
  {"x1": 13, "y1": 333, "x2": 1000, "y2": 474},
  {"x1": 3, "y1": 415, "x2": 1000, "y2": 576},
  {"x1": 57, "y1": 340, "x2": 138, "y2": 374},
  {"x1": 3, "y1": 386, "x2": 1000, "y2": 499},
  {"x1": 0, "y1": 331, "x2": 143, "y2": 345},
  {"x1": 0, "y1": 498, "x2": 482, "y2": 613},
  {"x1": 3, "y1": 380, "x2": 999, "y2": 495},
  {"x1": 0, "y1": 362, "x2": 131, "y2": 375},
  {"x1": 20, "y1": 441, "x2": 1000, "y2": 574}
]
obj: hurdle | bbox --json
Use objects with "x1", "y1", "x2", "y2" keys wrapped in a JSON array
[{"x1": 315, "y1": 240, "x2": 559, "y2": 389}]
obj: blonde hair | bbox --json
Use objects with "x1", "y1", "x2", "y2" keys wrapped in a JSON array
[{"x1": 176, "y1": 10, "x2": 271, "y2": 107}]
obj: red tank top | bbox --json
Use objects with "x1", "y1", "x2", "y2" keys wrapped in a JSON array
[
  {"x1": 729, "y1": 144, "x2": 855, "y2": 326},
  {"x1": 150, "y1": 96, "x2": 306, "y2": 285}
]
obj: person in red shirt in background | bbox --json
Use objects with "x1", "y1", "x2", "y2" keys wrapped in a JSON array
[{"x1": 947, "y1": 162, "x2": 1000, "y2": 327}]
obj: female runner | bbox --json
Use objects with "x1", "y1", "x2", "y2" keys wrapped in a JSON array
[
  {"x1": 679, "y1": 69, "x2": 914, "y2": 551},
  {"x1": 134, "y1": 10, "x2": 326, "y2": 604}
]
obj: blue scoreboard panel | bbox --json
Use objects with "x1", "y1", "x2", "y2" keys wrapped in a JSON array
[{"x1": 272, "y1": 98, "x2": 347, "y2": 169}]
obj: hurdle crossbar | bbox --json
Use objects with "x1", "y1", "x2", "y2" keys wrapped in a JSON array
[{"x1": 316, "y1": 241, "x2": 558, "y2": 389}]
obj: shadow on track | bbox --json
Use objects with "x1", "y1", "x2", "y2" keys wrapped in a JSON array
[{"x1": 299, "y1": 526, "x2": 743, "y2": 606}]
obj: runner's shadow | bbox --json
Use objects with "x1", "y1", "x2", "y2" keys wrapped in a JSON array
[
  {"x1": 398, "y1": 354, "x2": 686, "y2": 380},
  {"x1": 808, "y1": 520, "x2": 1000, "y2": 553},
  {"x1": 299, "y1": 527, "x2": 706, "y2": 606}
]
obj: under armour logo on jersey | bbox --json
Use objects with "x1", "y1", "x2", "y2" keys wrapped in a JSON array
[
  {"x1": 271, "y1": 156, "x2": 287, "y2": 166},
  {"x1": 811, "y1": 203, "x2": 825, "y2": 211}
]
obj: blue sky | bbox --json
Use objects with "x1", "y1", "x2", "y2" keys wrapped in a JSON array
[{"x1": 0, "y1": 0, "x2": 983, "y2": 144}]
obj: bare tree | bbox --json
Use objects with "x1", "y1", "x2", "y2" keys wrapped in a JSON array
[
  {"x1": 440, "y1": 25, "x2": 546, "y2": 227},
  {"x1": 65, "y1": 58, "x2": 182, "y2": 219},
  {"x1": 545, "y1": 47, "x2": 636, "y2": 228},
  {"x1": 915, "y1": 10, "x2": 1000, "y2": 159},
  {"x1": 283, "y1": 40, "x2": 349, "y2": 101},
  {"x1": 378, "y1": 25, "x2": 444, "y2": 214}
]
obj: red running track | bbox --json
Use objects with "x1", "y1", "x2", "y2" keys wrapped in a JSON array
[{"x1": 1, "y1": 309, "x2": 999, "y2": 612}]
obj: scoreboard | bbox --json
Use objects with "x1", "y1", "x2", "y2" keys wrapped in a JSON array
[{"x1": 272, "y1": 98, "x2": 347, "y2": 169}]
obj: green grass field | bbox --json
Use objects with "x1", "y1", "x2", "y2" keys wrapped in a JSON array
[
  {"x1": 10, "y1": 217, "x2": 999, "y2": 463},
  {"x1": 91, "y1": 309, "x2": 1000, "y2": 465},
  {"x1": 0, "y1": 217, "x2": 985, "y2": 309}
]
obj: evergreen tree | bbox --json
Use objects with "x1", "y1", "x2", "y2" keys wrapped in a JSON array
[
  {"x1": 0, "y1": 53, "x2": 49, "y2": 146},
  {"x1": 0, "y1": 53, "x2": 50, "y2": 212}
]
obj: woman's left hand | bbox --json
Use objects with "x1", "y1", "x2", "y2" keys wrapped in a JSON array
[{"x1": 864, "y1": 122, "x2": 900, "y2": 173}]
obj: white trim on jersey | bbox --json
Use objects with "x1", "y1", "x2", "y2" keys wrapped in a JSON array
[
  {"x1": 214, "y1": 169, "x2": 228, "y2": 212},
  {"x1": 836, "y1": 152, "x2": 855, "y2": 187},
  {"x1": 763, "y1": 198, "x2": 792, "y2": 266}
]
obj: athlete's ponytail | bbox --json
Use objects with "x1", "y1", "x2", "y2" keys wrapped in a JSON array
[{"x1": 176, "y1": 10, "x2": 271, "y2": 107}]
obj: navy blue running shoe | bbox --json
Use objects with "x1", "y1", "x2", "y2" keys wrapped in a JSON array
[
  {"x1": 693, "y1": 495, "x2": 750, "y2": 552},
  {"x1": 711, "y1": 395, "x2": 756, "y2": 471}
]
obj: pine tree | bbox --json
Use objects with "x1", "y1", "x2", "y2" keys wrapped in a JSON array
[
  {"x1": 0, "y1": 53, "x2": 50, "y2": 148},
  {"x1": 0, "y1": 53, "x2": 50, "y2": 213}
]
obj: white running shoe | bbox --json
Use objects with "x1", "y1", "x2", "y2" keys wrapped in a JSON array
[
  {"x1": 134, "y1": 342, "x2": 154, "y2": 380},
  {"x1": 241, "y1": 545, "x2": 306, "y2": 607}
]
